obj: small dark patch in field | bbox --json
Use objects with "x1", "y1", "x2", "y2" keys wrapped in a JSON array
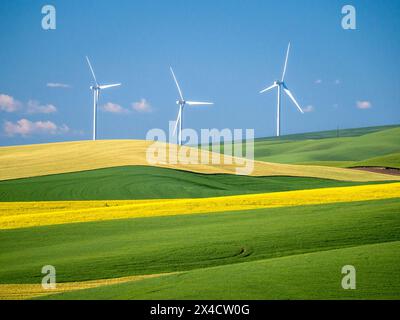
[{"x1": 352, "y1": 166, "x2": 400, "y2": 176}]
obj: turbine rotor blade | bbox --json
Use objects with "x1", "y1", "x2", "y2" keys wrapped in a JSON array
[
  {"x1": 99, "y1": 83, "x2": 121, "y2": 90},
  {"x1": 170, "y1": 67, "x2": 184, "y2": 101},
  {"x1": 86, "y1": 56, "x2": 98, "y2": 85},
  {"x1": 173, "y1": 107, "x2": 182, "y2": 136},
  {"x1": 281, "y1": 42, "x2": 291, "y2": 82},
  {"x1": 259, "y1": 83, "x2": 278, "y2": 94},
  {"x1": 186, "y1": 101, "x2": 214, "y2": 106},
  {"x1": 283, "y1": 83, "x2": 304, "y2": 113}
]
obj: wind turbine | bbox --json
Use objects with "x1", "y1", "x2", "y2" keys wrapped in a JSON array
[
  {"x1": 170, "y1": 67, "x2": 213, "y2": 146},
  {"x1": 259, "y1": 43, "x2": 304, "y2": 137},
  {"x1": 86, "y1": 56, "x2": 121, "y2": 141}
]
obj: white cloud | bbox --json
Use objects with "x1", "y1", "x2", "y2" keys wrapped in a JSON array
[
  {"x1": 0, "y1": 95, "x2": 57, "y2": 114},
  {"x1": 4, "y1": 119, "x2": 69, "y2": 137},
  {"x1": 47, "y1": 83, "x2": 71, "y2": 88},
  {"x1": 101, "y1": 102, "x2": 129, "y2": 114},
  {"x1": 0, "y1": 94, "x2": 21, "y2": 112},
  {"x1": 314, "y1": 79, "x2": 322, "y2": 84},
  {"x1": 132, "y1": 98, "x2": 152, "y2": 113},
  {"x1": 334, "y1": 79, "x2": 341, "y2": 85},
  {"x1": 356, "y1": 100, "x2": 372, "y2": 110},
  {"x1": 303, "y1": 105, "x2": 314, "y2": 113},
  {"x1": 27, "y1": 100, "x2": 57, "y2": 114}
]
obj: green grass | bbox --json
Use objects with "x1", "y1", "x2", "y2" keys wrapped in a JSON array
[
  {"x1": 1, "y1": 198, "x2": 399, "y2": 288},
  {"x1": 204, "y1": 125, "x2": 400, "y2": 168},
  {"x1": 351, "y1": 152, "x2": 400, "y2": 169},
  {"x1": 2, "y1": 124, "x2": 399, "y2": 300},
  {"x1": 252, "y1": 127, "x2": 400, "y2": 165},
  {"x1": 39, "y1": 241, "x2": 400, "y2": 300},
  {"x1": 0, "y1": 165, "x2": 384, "y2": 202},
  {"x1": 256, "y1": 124, "x2": 400, "y2": 141}
]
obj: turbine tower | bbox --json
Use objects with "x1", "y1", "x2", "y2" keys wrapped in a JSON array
[
  {"x1": 86, "y1": 56, "x2": 121, "y2": 141},
  {"x1": 170, "y1": 67, "x2": 213, "y2": 146},
  {"x1": 259, "y1": 43, "x2": 304, "y2": 137}
]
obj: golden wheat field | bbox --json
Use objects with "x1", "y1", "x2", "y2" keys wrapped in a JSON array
[
  {"x1": 0, "y1": 140, "x2": 397, "y2": 182},
  {"x1": 1, "y1": 182, "x2": 399, "y2": 230}
]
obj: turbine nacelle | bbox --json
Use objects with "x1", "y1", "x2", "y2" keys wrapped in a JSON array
[
  {"x1": 170, "y1": 66, "x2": 214, "y2": 146},
  {"x1": 86, "y1": 56, "x2": 121, "y2": 141},
  {"x1": 259, "y1": 43, "x2": 304, "y2": 137}
]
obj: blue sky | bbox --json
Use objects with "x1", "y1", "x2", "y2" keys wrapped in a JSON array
[{"x1": 0, "y1": 0, "x2": 399, "y2": 146}]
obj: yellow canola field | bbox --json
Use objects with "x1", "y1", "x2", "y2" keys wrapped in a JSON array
[
  {"x1": 1, "y1": 183, "x2": 400, "y2": 230},
  {"x1": 0, "y1": 272, "x2": 176, "y2": 300}
]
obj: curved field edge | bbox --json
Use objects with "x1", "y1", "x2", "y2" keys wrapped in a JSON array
[
  {"x1": 1, "y1": 182, "x2": 400, "y2": 230},
  {"x1": 38, "y1": 241, "x2": 400, "y2": 300},
  {"x1": 1, "y1": 198, "x2": 399, "y2": 285},
  {"x1": 0, "y1": 140, "x2": 397, "y2": 182},
  {"x1": 0, "y1": 165, "x2": 392, "y2": 202}
]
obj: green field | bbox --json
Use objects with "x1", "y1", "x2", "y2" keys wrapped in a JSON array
[
  {"x1": 39, "y1": 241, "x2": 400, "y2": 300},
  {"x1": 1, "y1": 197, "x2": 399, "y2": 300},
  {"x1": 1, "y1": 124, "x2": 399, "y2": 300},
  {"x1": 204, "y1": 125, "x2": 400, "y2": 168},
  {"x1": 352, "y1": 152, "x2": 400, "y2": 169},
  {"x1": 256, "y1": 124, "x2": 400, "y2": 141},
  {"x1": 0, "y1": 165, "x2": 389, "y2": 202}
]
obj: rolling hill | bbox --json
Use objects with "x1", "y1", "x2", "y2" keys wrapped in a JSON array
[
  {"x1": 1, "y1": 182, "x2": 398, "y2": 229},
  {"x1": 352, "y1": 152, "x2": 400, "y2": 169},
  {"x1": 0, "y1": 166, "x2": 392, "y2": 202},
  {"x1": 1, "y1": 198, "x2": 399, "y2": 299},
  {"x1": 38, "y1": 241, "x2": 400, "y2": 300},
  {"x1": 251, "y1": 126, "x2": 400, "y2": 167},
  {"x1": 1, "y1": 124, "x2": 399, "y2": 300},
  {"x1": 0, "y1": 139, "x2": 397, "y2": 182},
  {"x1": 255, "y1": 124, "x2": 400, "y2": 141}
]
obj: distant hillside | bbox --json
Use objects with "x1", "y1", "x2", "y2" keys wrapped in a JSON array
[
  {"x1": 252, "y1": 126, "x2": 400, "y2": 168},
  {"x1": 352, "y1": 153, "x2": 400, "y2": 169},
  {"x1": 255, "y1": 124, "x2": 400, "y2": 142}
]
